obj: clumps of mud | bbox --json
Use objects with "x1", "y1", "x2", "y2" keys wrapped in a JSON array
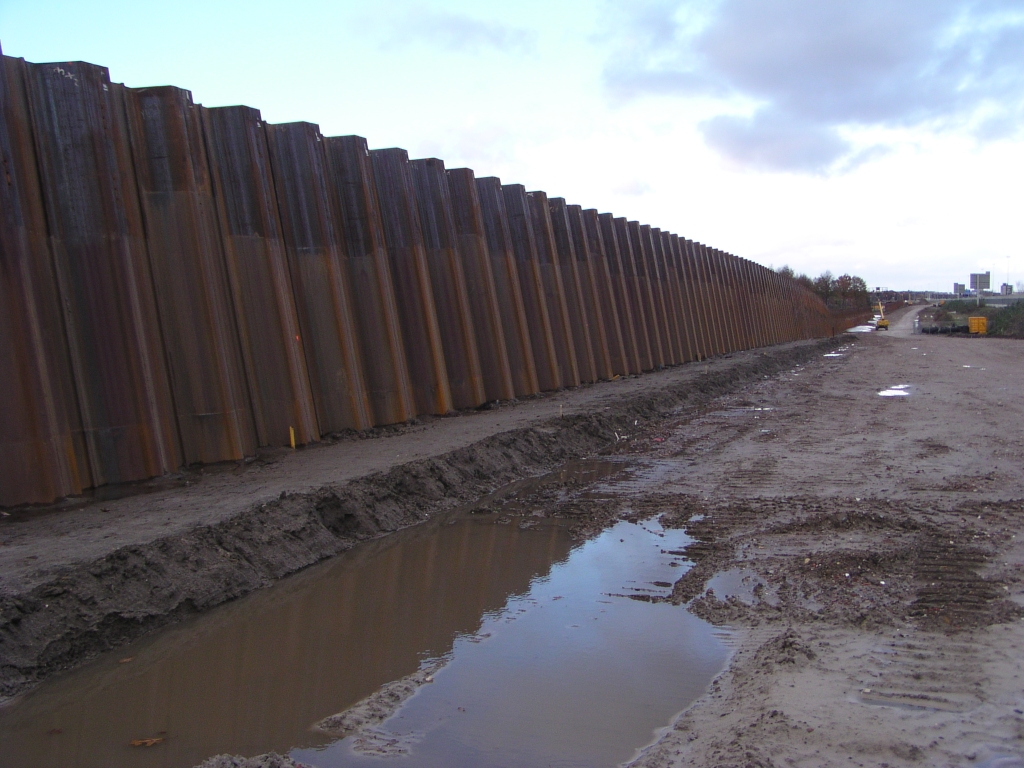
[
  {"x1": 196, "y1": 753, "x2": 307, "y2": 768},
  {"x1": 314, "y1": 658, "x2": 447, "y2": 755},
  {"x1": 660, "y1": 495, "x2": 1024, "y2": 633}
]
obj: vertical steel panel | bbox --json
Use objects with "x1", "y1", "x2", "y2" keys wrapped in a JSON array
[
  {"x1": 718, "y1": 251, "x2": 743, "y2": 350},
  {"x1": 0, "y1": 52, "x2": 89, "y2": 505},
  {"x1": 598, "y1": 214, "x2": 642, "y2": 374},
  {"x1": 368, "y1": 148, "x2": 453, "y2": 415},
  {"x1": 264, "y1": 121, "x2": 374, "y2": 434},
  {"x1": 26, "y1": 60, "x2": 181, "y2": 486},
  {"x1": 125, "y1": 86, "x2": 258, "y2": 464},
  {"x1": 409, "y1": 158, "x2": 487, "y2": 409},
  {"x1": 445, "y1": 167, "x2": 516, "y2": 402},
  {"x1": 547, "y1": 198, "x2": 597, "y2": 383},
  {"x1": 581, "y1": 209, "x2": 628, "y2": 377},
  {"x1": 698, "y1": 243, "x2": 728, "y2": 355},
  {"x1": 473, "y1": 176, "x2": 538, "y2": 398},
  {"x1": 323, "y1": 135, "x2": 415, "y2": 427},
  {"x1": 688, "y1": 241, "x2": 720, "y2": 357},
  {"x1": 650, "y1": 227, "x2": 684, "y2": 365},
  {"x1": 636, "y1": 224, "x2": 672, "y2": 366},
  {"x1": 723, "y1": 251, "x2": 747, "y2": 350},
  {"x1": 659, "y1": 230, "x2": 692, "y2": 363},
  {"x1": 670, "y1": 234, "x2": 702, "y2": 361},
  {"x1": 527, "y1": 191, "x2": 579, "y2": 387},
  {"x1": 500, "y1": 183, "x2": 561, "y2": 391},
  {"x1": 567, "y1": 205, "x2": 614, "y2": 380},
  {"x1": 620, "y1": 220, "x2": 658, "y2": 369},
  {"x1": 706, "y1": 248, "x2": 735, "y2": 352},
  {"x1": 201, "y1": 105, "x2": 319, "y2": 447},
  {"x1": 612, "y1": 218, "x2": 654, "y2": 371}
]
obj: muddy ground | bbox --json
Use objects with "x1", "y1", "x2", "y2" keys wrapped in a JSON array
[
  {"x1": 7, "y1": 304, "x2": 1024, "y2": 768},
  {"x1": 0, "y1": 335, "x2": 836, "y2": 701},
  {"x1": 508, "y1": 305, "x2": 1024, "y2": 768}
]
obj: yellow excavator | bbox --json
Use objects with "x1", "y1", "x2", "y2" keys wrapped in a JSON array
[{"x1": 875, "y1": 301, "x2": 889, "y2": 330}]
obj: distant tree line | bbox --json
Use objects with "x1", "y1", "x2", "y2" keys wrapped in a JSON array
[{"x1": 775, "y1": 266, "x2": 870, "y2": 309}]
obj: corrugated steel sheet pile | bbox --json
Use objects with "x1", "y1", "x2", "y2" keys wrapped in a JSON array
[{"x1": 0, "y1": 49, "x2": 864, "y2": 507}]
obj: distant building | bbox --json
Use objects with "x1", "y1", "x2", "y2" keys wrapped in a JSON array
[
  {"x1": 1001, "y1": 283, "x2": 1013, "y2": 295},
  {"x1": 970, "y1": 272, "x2": 991, "y2": 293},
  {"x1": 954, "y1": 282, "x2": 966, "y2": 295}
]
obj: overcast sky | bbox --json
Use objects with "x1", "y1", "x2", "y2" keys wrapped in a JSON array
[{"x1": 3, "y1": 0, "x2": 1023, "y2": 291}]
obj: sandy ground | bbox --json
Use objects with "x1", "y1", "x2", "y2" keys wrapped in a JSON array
[{"x1": 617, "y1": 306, "x2": 1024, "y2": 768}]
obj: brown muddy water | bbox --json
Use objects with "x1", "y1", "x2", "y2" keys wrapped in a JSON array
[{"x1": 0, "y1": 465, "x2": 729, "y2": 768}]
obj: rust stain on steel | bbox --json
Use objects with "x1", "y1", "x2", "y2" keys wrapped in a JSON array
[
  {"x1": 668, "y1": 234, "x2": 701, "y2": 361},
  {"x1": 630, "y1": 221, "x2": 666, "y2": 368},
  {"x1": 125, "y1": 85, "x2": 258, "y2": 464},
  {"x1": 264, "y1": 121, "x2": 374, "y2": 434},
  {"x1": 567, "y1": 204, "x2": 615, "y2": 380},
  {"x1": 26, "y1": 59, "x2": 181, "y2": 487},
  {"x1": 684, "y1": 240, "x2": 716, "y2": 358},
  {"x1": 645, "y1": 226, "x2": 679, "y2": 365},
  {"x1": 656, "y1": 229, "x2": 689, "y2": 363},
  {"x1": 0, "y1": 51, "x2": 90, "y2": 505},
  {"x1": 639, "y1": 224, "x2": 674, "y2": 366},
  {"x1": 409, "y1": 158, "x2": 487, "y2": 409},
  {"x1": 474, "y1": 177, "x2": 539, "y2": 398},
  {"x1": 500, "y1": 183, "x2": 561, "y2": 391},
  {"x1": 323, "y1": 135, "x2": 415, "y2": 427},
  {"x1": 369, "y1": 148, "x2": 453, "y2": 415},
  {"x1": 695, "y1": 242, "x2": 726, "y2": 356},
  {"x1": 528, "y1": 191, "x2": 580, "y2": 388},
  {"x1": 201, "y1": 105, "x2": 319, "y2": 447},
  {"x1": 614, "y1": 218, "x2": 654, "y2": 371},
  {"x1": 547, "y1": 197, "x2": 597, "y2": 383},
  {"x1": 718, "y1": 249, "x2": 743, "y2": 351},
  {"x1": 445, "y1": 167, "x2": 516, "y2": 402},
  {"x1": 597, "y1": 213, "x2": 642, "y2": 375},
  {"x1": 581, "y1": 209, "x2": 628, "y2": 377}
]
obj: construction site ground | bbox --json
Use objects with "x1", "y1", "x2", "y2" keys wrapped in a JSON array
[{"x1": 3, "y1": 305, "x2": 1024, "y2": 768}]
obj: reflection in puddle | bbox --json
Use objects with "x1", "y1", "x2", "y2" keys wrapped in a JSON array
[
  {"x1": 846, "y1": 325, "x2": 875, "y2": 333},
  {"x1": 0, "y1": 513, "x2": 727, "y2": 768},
  {"x1": 878, "y1": 384, "x2": 911, "y2": 397},
  {"x1": 297, "y1": 519, "x2": 727, "y2": 768}
]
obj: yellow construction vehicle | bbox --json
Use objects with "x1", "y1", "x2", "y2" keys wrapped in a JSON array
[{"x1": 875, "y1": 301, "x2": 889, "y2": 330}]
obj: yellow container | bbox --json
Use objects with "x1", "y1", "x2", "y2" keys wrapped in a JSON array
[{"x1": 968, "y1": 316, "x2": 987, "y2": 334}]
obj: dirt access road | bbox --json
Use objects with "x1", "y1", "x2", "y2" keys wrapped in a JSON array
[{"x1": 615, "y1": 306, "x2": 1024, "y2": 768}]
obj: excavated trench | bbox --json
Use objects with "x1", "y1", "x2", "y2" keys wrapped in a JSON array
[{"x1": 0, "y1": 338, "x2": 846, "y2": 767}]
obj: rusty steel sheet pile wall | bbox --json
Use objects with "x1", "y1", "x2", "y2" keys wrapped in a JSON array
[
  {"x1": 408, "y1": 157, "x2": 487, "y2": 409},
  {"x1": 445, "y1": 167, "x2": 516, "y2": 403},
  {"x1": 527, "y1": 190, "x2": 581, "y2": 388},
  {"x1": 201, "y1": 105, "x2": 319, "y2": 449},
  {"x1": 547, "y1": 197, "x2": 597, "y2": 384},
  {"x1": 323, "y1": 135, "x2": 415, "y2": 427},
  {"x1": 264, "y1": 121, "x2": 373, "y2": 434},
  {"x1": 473, "y1": 176, "x2": 539, "y2": 399},
  {"x1": 500, "y1": 183, "x2": 562, "y2": 392},
  {"x1": 23, "y1": 59, "x2": 181, "y2": 489},
  {"x1": 124, "y1": 85, "x2": 257, "y2": 465},
  {"x1": 0, "y1": 49, "x2": 852, "y2": 507},
  {"x1": 369, "y1": 148, "x2": 452, "y2": 416},
  {"x1": 581, "y1": 209, "x2": 629, "y2": 378},
  {"x1": 0, "y1": 51, "x2": 90, "y2": 506}
]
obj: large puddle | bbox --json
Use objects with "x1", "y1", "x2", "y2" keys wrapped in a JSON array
[{"x1": 0, "y1": 486, "x2": 728, "y2": 768}]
